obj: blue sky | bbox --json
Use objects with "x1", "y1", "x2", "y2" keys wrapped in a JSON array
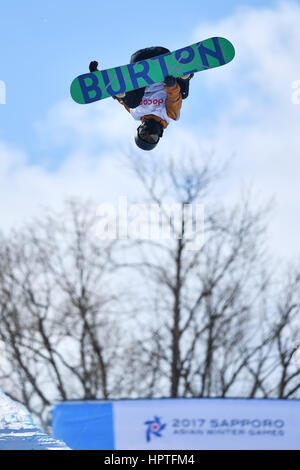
[
  {"x1": 1, "y1": 0, "x2": 300, "y2": 262},
  {"x1": 1, "y1": 0, "x2": 279, "y2": 161}
]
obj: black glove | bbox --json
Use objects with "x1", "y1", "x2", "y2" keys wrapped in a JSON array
[
  {"x1": 163, "y1": 75, "x2": 176, "y2": 87},
  {"x1": 89, "y1": 61, "x2": 99, "y2": 72}
]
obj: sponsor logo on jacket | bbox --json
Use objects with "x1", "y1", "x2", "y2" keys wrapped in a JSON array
[{"x1": 140, "y1": 98, "x2": 164, "y2": 106}]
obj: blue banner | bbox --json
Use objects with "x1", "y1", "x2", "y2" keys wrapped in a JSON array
[
  {"x1": 52, "y1": 398, "x2": 300, "y2": 450},
  {"x1": 52, "y1": 401, "x2": 114, "y2": 450}
]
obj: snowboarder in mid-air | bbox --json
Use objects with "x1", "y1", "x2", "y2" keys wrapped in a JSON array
[{"x1": 89, "y1": 47, "x2": 193, "y2": 151}]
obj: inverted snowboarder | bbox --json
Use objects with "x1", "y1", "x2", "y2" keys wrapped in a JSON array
[{"x1": 89, "y1": 46, "x2": 194, "y2": 151}]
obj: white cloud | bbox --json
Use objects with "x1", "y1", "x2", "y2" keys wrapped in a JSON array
[
  {"x1": 186, "y1": 1, "x2": 300, "y2": 261},
  {"x1": 0, "y1": 139, "x2": 138, "y2": 232},
  {"x1": 0, "y1": 1, "x2": 300, "y2": 262},
  {"x1": 0, "y1": 94, "x2": 152, "y2": 231},
  {"x1": 35, "y1": 98, "x2": 135, "y2": 150}
]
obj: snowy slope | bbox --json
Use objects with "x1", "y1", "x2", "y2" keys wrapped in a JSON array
[{"x1": 0, "y1": 390, "x2": 69, "y2": 450}]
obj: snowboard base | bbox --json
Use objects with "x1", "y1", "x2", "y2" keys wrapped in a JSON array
[{"x1": 70, "y1": 37, "x2": 235, "y2": 104}]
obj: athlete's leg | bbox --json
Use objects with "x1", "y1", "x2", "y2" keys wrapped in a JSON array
[
  {"x1": 122, "y1": 47, "x2": 172, "y2": 108},
  {"x1": 121, "y1": 87, "x2": 145, "y2": 108},
  {"x1": 176, "y1": 74, "x2": 194, "y2": 100}
]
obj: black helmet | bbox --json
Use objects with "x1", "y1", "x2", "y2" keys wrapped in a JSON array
[
  {"x1": 135, "y1": 118, "x2": 163, "y2": 151},
  {"x1": 130, "y1": 46, "x2": 171, "y2": 64}
]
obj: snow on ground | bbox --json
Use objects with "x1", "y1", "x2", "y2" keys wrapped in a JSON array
[{"x1": 0, "y1": 390, "x2": 69, "y2": 450}]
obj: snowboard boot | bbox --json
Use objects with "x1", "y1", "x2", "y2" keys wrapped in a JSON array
[{"x1": 177, "y1": 73, "x2": 194, "y2": 100}]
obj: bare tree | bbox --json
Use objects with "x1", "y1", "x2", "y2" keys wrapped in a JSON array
[
  {"x1": 0, "y1": 199, "x2": 134, "y2": 428},
  {"x1": 253, "y1": 267, "x2": 300, "y2": 398},
  {"x1": 0, "y1": 151, "x2": 299, "y2": 431},
  {"x1": 113, "y1": 150, "x2": 300, "y2": 400}
]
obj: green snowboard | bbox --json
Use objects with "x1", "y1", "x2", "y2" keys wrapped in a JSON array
[{"x1": 70, "y1": 37, "x2": 235, "y2": 104}]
